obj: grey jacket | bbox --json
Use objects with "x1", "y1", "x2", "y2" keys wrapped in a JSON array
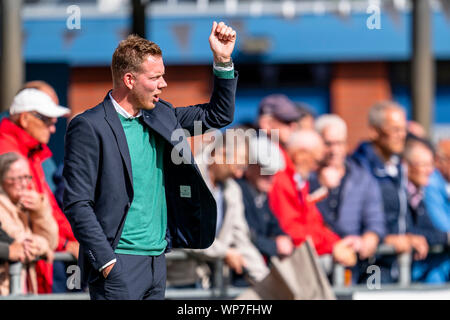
[{"x1": 310, "y1": 158, "x2": 386, "y2": 239}]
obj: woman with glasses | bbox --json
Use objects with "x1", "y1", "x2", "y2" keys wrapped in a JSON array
[{"x1": 0, "y1": 152, "x2": 58, "y2": 295}]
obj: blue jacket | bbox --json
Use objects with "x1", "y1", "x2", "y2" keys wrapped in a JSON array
[
  {"x1": 352, "y1": 141, "x2": 408, "y2": 235},
  {"x1": 424, "y1": 170, "x2": 450, "y2": 232},
  {"x1": 236, "y1": 178, "x2": 286, "y2": 259},
  {"x1": 63, "y1": 74, "x2": 237, "y2": 285},
  {"x1": 309, "y1": 158, "x2": 386, "y2": 239}
]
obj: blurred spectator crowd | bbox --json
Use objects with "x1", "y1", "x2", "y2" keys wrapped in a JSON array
[
  {"x1": 168, "y1": 93, "x2": 450, "y2": 289},
  {"x1": 0, "y1": 81, "x2": 449, "y2": 296}
]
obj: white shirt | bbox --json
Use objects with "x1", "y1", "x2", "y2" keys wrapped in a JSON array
[
  {"x1": 99, "y1": 93, "x2": 141, "y2": 273},
  {"x1": 109, "y1": 92, "x2": 142, "y2": 119}
]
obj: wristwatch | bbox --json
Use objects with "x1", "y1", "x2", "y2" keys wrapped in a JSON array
[{"x1": 215, "y1": 58, "x2": 233, "y2": 68}]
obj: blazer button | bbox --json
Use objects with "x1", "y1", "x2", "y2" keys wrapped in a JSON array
[{"x1": 127, "y1": 202, "x2": 131, "y2": 209}]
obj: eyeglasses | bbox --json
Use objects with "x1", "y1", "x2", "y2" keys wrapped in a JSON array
[
  {"x1": 4, "y1": 175, "x2": 33, "y2": 184},
  {"x1": 30, "y1": 112, "x2": 55, "y2": 126},
  {"x1": 324, "y1": 140, "x2": 346, "y2": 147}
]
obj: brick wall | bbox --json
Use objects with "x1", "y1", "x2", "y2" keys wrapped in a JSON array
[
  {"x1": 68, "y1": 66, "x2": 113, "y2": 118},
  {"x1": 330, "y1": 62, "x2": 392, "y2": 152},
  {"x1": 68, "y1": 65, "x2": 212, "y2": 119}
]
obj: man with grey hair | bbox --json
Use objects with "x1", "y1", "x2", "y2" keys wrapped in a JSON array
[
  {"x1": 352, "y1": 101, "x2": 410, "y2": 283},
  {"x1": 310, "y1": 114, "x2": 385, "y2": 283},
  {"x1": 403, "y1": 140, "x2": 450, "y2": 283}
]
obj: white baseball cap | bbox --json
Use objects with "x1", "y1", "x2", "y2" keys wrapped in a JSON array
[{"x1": 9, "y1": 88, "x2": 70, "y2": 118}]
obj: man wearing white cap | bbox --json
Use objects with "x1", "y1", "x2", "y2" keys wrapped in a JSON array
[{"x1": 0, "y1": 88, "x2": 77, "y2": 293}]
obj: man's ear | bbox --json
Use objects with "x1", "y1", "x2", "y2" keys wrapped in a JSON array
[
  {"x1": 368, "y1": 126, "x2": 379, "y2": 141},
  {"x1": 123, "y1": 73, "x2": 135, "y2": 90},
  {"x1": 17, "y1": 113, "x2": 30, "y2": 130}
]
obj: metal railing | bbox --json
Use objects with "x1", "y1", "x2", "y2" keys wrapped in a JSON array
[
  {"x1": 6, "y1": 244, "x2": 449, "y2": 298},
  {"x1": 8, "y1": 252, "x2": 78, "y2": 296},
  {"x1": 332, "y1": 244, "x2": 447, "y2": 288},
  {"x1": 7, "y1": 250, "x2": 230, "y2": 298}
]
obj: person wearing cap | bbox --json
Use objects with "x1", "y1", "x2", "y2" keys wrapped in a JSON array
[
  {"x1": 257, "y1": 94, "x2": 302, "y2": 152},
  {"x1": 0, "y1": 88, "x2": 78, "y2": 293},
  {"x1": 235, "y1": 134, "x2": 294, "y2": 261},
  {"x1": 17, "y1": 81, "x2": 81, "y2": 293},
  {"x1": 257, "y1": 94, "x2": 303, "y2": 189}
]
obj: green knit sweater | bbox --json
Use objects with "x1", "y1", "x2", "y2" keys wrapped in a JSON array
[{"x1": 115, "y1": 114, "x2": 168, "y2": 256}]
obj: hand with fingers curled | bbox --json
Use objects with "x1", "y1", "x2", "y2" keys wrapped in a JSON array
[
  {"x1": 209, "y1": 21, "x2": 237, "y2": 64},
  {"x1": 224, "y1": 247, "x2": 246, "y2": 275},
  {"x1": 17, "y1": 189, "x2": 44, "y2": 213}
]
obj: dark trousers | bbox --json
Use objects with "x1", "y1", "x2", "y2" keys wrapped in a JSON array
[
  {"x1": 88, "y1": 253, "x2": 166, "y2": 300},
  {"x1": 52, "y1": 260, "x2": 69, "y2": 293}
]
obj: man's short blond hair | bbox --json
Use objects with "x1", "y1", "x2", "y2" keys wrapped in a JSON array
[{"x1": 111, "y1": 35, "x2": 162, "y2": 86}]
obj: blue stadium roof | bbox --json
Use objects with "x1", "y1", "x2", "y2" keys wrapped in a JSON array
[{"x1": 22, "y1": 9, "x2": 450, "y2": 66}]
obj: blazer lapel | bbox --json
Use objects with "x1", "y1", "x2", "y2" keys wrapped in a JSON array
[
  {"x1": 142, "y1": 103, "x2": 194, "y2": 166},
  {"x1": 103, "y1": 94, "x2": 133, "y2": 187}
]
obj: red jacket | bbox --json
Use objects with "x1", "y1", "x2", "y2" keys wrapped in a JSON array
[
  {"x1": 0, "y1": 118, "x2": 77, "y2": 293},
  {"x1": 268, "y1": 147, "x2": 340, "y2": 255}
]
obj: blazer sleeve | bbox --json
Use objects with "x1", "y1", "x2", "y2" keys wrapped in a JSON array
[
  {"x1": 173, "y1": 73, "x2": 238, "y2": 135},
  {"x1": 63, "y1": 115, "x2": 116, "y2": 271}
]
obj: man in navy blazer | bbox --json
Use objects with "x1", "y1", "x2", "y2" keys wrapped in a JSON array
[{"x1": 62, "y1": 22, "x2": 237, "y2": 299}]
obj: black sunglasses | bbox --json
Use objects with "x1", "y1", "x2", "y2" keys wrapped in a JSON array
[{"x1": 30, "y1": 112, "x2": 54, "y2": 126}]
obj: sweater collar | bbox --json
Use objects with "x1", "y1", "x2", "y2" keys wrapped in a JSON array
[{"x1": 109, "y1": 92, "x2": 142, "y2": 119}]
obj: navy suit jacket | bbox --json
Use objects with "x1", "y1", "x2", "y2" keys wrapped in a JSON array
[{"x1": 62, "y1": 74, "x2": 238, "y2": 284}]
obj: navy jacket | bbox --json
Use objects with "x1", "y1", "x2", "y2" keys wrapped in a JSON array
[
  {"x1": 352, "y1": 142, "x2": 408, "y2": 235},
  {"x1": 309, "y1": 158, "x2": 386, "y2": 239},
  {"x1": 236, "y1": 178, "x2": 285, "y2": 259},
  {"x1": 407, "y1": 196, "x2": 449, "y2": 246},
  {"x1": 63, "y1": 74, "x2": 238, "y2": 284}
]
